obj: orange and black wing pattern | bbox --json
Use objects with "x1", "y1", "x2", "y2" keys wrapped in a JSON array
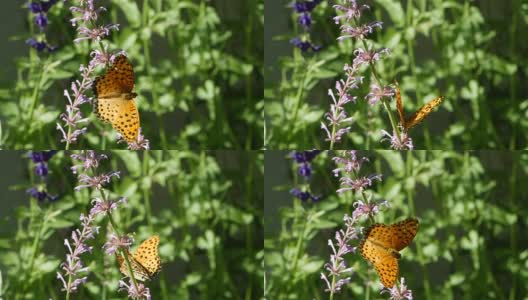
[{"x1": 394, "y1": 84, "x2": 444, "y2": 130}]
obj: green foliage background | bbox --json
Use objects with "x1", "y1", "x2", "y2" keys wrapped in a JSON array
[
  {"x1": 265, "y1": 0, "x2": 528, "y2": 149},
  {"x1": 0, "y1": 0, "x2": 263, "y2": 150},
  {"x1": 265, "y1": 150, "x2": 528, "y2": 299},
  {"x1": 0, "y1": 150, "x2": 263, "y2": 299}
]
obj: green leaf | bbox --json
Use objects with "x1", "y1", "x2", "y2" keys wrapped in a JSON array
[
  {"x1": 375, "y1": 0, "x2": 405, "y2": 26},
  {"x1": 111, "y1": 0, "x2": 141, "y2": 27},
  {"x1": 299, "y1": 259, "x2": 324, "y2": 274}
]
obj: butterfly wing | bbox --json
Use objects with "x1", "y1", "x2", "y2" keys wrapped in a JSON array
[
  {"x1": 390, "y1": 218, "x2": 419, "y2": 251},
  {"x1": 94, "y1": 97, "x2": 139, "y2": 143},
  {"x1": 116, "y1": 250, "x2": 152, "y2": 281},
  {"x1": 395, "y1": 85, "x2": 406, "y2": 128},
  {"x1": 116, "y1": 236, "x2": 161, "y2": 281},
  {"x1": 360, "y1": 232, "x2": 399, "y2": 288},
  {"x1": 94, "y1": 55, "x2": 135, "y2": 96},
  {"x1": 131, "y1": 235, "x2": 161, "y2": 279},
  {"x1": 93, "y1": 55, "x2": 139, "y2": 143},
  {"x1": 404, "y1": 96, "x2": 444, "y2": 129},
  {"x1": 360, "y1": 219, "x2": 419, "y2": 287},
  {"x1": 362, "y1": 224, "x2": 397, "y2": 252}
]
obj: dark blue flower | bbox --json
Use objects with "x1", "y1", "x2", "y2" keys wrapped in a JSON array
[
  {"x1": 26, "y1": 187, "x2": 58, "y2": 203},
  {"x1": 298, "y1": 13, "x2": 312, "y2": 29},
  {"x1": 290, "y1": 38, "x2": 322, "y2": 52},
  {"x1": 35, "y1": 13, "x2": 48, "y2": 29},
  {"x1": 26, "y1": 38, "x2": 56, "y2": 52},
  {"x1": 290, "y1": 188, "x2": 322, "y2": 202},
  {"x1": 27, "y1": 187, "x2": 48, "y2": 201},
  {"x1": 40, "y1": 0, "x2": 58, "y2": 12},
  {"x1": 291, "y1": 0, "x2": 322, "y2": 13},
  {"x1": 298, "y1": 163, "x2": 312, "y2": 178},
  {"x1": 28, "y1": 2, "x2": 42, "y2": 13},
  {"x1": 290, "y1": 150, "x2": 321, "y2": 180},
  {"x1": 28, "y1": 151, "x2": 57, "y2": 163},
  {"x1": 290, "y1": 150, "x2": 322, "y2": 163},
  {"x1": 28, "y1": 151, "x2": 56, "y2": 177},
  {"x1": 28, "y1": 0, "x2": 58, "y2": 13},
  {"x1": 35, "y1": 163, "x2": 48, "y2": 177},
  {"x1": 26, "y1": 38, "x2": 47, "y2": 52}
]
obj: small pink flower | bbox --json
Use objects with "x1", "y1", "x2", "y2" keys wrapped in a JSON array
[
  {"x1": 381, "y1": 129, "x2": 414, "y2": 150},
  {"x1": 366, "y1": 84, "x2": 395, "y2": 106},
  {"x1": 119, "y1": 279, "x2": 152, "y2": 300},
  {"x1": 90, "y1": 197, "x2": 127, "y2": 217},
  {"x1": 103, "y1": 233, "x2": 133, "y2": 255},
  {"x1": 381, "y1": 277, "x2": 413, "y2": 300},
  {"x1": 352, "y1": 199, "x2": 390, "y2": 219},
  {"x1": 353, "y1": 47, "x2": 390, "y2": 68}
]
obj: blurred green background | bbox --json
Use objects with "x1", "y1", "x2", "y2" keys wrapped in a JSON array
[
  {"x1": 265, "y1": 0, "x2": 528, "y2": 149},
  {"x1": 0, "y1": 150, "x2": 263, "y2": 299},
  {"x1": 265, "y1": 150, "x2": 528, "y2": 299},
  {"x1": 0, "y1": 0, "x2": 263, "y2": 150}
]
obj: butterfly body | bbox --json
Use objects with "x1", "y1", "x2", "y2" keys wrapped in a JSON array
[
  {"x1": 359, "y1": 218, "x2": 418, "y2": 288},
  {"x1": 93, "y1": 55, "x2": 140, "y2": 143},
  {"x1": 395, "y1": 85, "x2": 444, "y2": 130},
  {"x1": 116, "y1": 235, "x2": 161, "y2": 281}
]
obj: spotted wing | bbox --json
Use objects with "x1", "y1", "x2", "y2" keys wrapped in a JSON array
[
  {"x1": 94, "y1": 97, "x2": 139, "y2": 143},
  {"x1": 389, "y1": 218, "x2": 419, "y2": 251},
  {"x1": 93, "y1": 55, "x2": 135, "y2": 98},
  {"x1": 404, "y1": 96, "x2": 444, "y2": 129},
  {"x1": 131, "y1": 235, "x2": 161, "y2": 278},
  {"x1": 360, "y1": 233, "x2": 399, "y2": 288},
  {"x1": 395, "y1": 85, "x2": 406, "y2": 128},
  {"x1": 116, "y1": 250, "x2": 151, "y2": 282}
]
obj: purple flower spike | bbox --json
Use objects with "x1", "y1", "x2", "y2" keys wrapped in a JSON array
[
  {"x1": 119, "y1": 279, "x2": 152, "y2": 300},
  {"x1": 352, "y1": 199, "x2": 390, "y2": 220},
  {"x1": 381, "y1": 277, "x2": 413, "y2": 300},
  {"x1": 70, "y1": 150, "x2": 108, "y2": 174},
  {"x1": 321, "y1": 214, "x2": 359, "y2": 294},
  {"x1": 90, "y1": 197, "x2": 127, "y2": 218},
  {"x1": 332, "y1": 150, "x2": 367, "y2": 174},
  {"x1": 124, "y1": 128, "x2": 150, "y2": 150},
  {"x1": 365, "y1": 83, "x2": 395, "y2": 106},
  {"x1": 58, "y1": 0, "x2": 122, "y2": 146},
  {"x1": 381, "y1": 128, "x2": 414, "y2": 150},
  {"x1": 353, "y1": 48, "x2": 390, "y2": 69},
  {"x1": 103, "y1": 233, "x2": 133, "y2": 255},
  {"x1": 57, "y1": 213, "x2": 99, "y2": 293},
  {"x1": 332, "y1": 151, "x2": 383, "y2": 194},
  {"x1": 322, "y1": 65, "x2": 363, "y2": 145},
  {"x1": 337, "y1": 21, "x2": 383, "y2": 41},
  {"x1": 325, "y1": 0, "x2": 397, "y2": 147},
  {"x1": 333, "y1": 0, "x2": 370, "y2": 24},
  {"x1": 75, "y1": 171, "x2": 120, "y2": 191}
]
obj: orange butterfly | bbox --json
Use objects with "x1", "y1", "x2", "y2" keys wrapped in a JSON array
[
  {"x1": 359, "y1": 218, "x2": 419, "y2": 288},
  {"x1": 116, "y1": 235, "x2": 161, "y2": 281},
  {"x1": 93, "y1": 55, "x2": 140, "y2": 143},
  {"x1": 395, "y1": 84, "x2": 444, "y2": 130}
]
